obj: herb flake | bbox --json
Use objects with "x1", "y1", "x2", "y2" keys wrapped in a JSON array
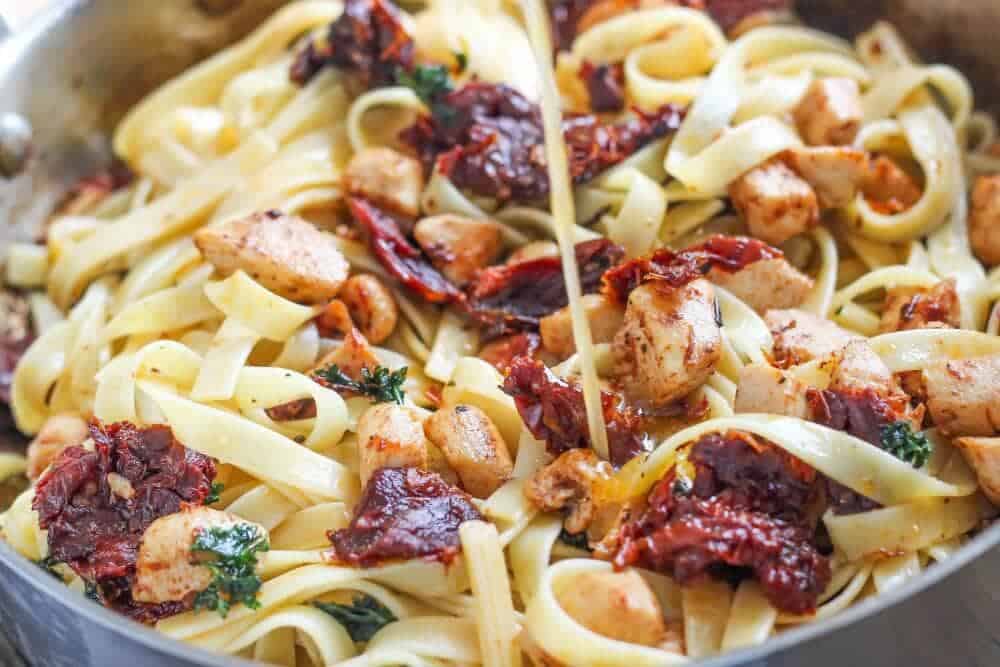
[
  {"x1": 880, "y1": 421, "x2": 933, "y2": 469},
  {"x1": 314, "y1": 364, "x2": 408, "y2": 405},
  {"x1": 205, "y1": 482, "x2": 224, "y2": 506},
  {"x1": 191, "y1": 523, "x2": 269, "y2": 617},
  {"x1": 314, "y1": 594, "x2": 397, "y2": 642},
  {"x1": 557, "y1": 528, "x2": 590, "y2": 552},
  {"x1": 35, "y1": 556, "x2": 65, "y2": 581}
]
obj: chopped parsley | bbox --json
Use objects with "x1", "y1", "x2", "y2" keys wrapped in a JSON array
[
  {"x1": 880, "y1": 421, "x2": 933, "y2": 469},
  {"x1": 454, "y1": 51, "x2": 469, "y2": 73},
  {"x1": 205, "y1": 482, "x2": 224, "y2": 506},
  {"x1": 314, "y1": 594, "x2": 397, "y2": 642},
  {"x1": 395, "y1": 64, "x2": 457, "y2": 122},
  {"x1": 191, "y1": 523, "x2": 269, "y2": 617},
  {"x1": 314, "y1": 364, "x2": 408, "y2": 405},
  {"x1": 557, "y1": 528, "x2": 591, "y2": 552},
  {"x1": 35, "y1": 556, "x2": 65, "y2": 581}
]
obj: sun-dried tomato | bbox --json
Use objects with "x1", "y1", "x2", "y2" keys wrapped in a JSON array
[
  {"x1": 502, "y1": 356, "x2": 648, "y2": 467},
  {"x1": 580, "y1": 61, "x2": 626, "y2": 112},
  {"x1": 611, "y1": 432, "x2": 830, "y2": 615},
  {"x1": 290, "y1": 0, "x2": 414, "y2": 88},
  {"x1": 706, "y1": 0, "x2": 792, "y2": 34},
  {"x1": 401, "y1": 81, "x2": 685, "y2": 203},
  {"x1": 348, "y1": 197, "x2": 462, "y2": 304},
  {"x1": 464, "y1": 239, "x2": 624, "y2": 338},
  {"x1": 328, "y1": 466, "x2": 483, "y2": 567},
  {"x1": 33, "y1": 421, "x2": 217, "y2": 623},
  {"x1": 479, "y1": 332, "x2": 542, "y2": 373},
  {"x1": 602, "y1": 235, "x2": 784, "y2": 303}
]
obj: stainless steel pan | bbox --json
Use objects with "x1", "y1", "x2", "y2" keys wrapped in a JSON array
[{"x1": 0, "y1": 1, "x2": 998, "y2": 665}]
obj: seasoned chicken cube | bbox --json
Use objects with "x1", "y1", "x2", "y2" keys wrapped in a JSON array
[
  {"x1": 314, "y1": 328, "x2": 380, "y2": 380},
  {"x1": 923, "y1": 355, "x2": 1000, "y2": 437},
  {"x1": 133, "y1": 507, "x2": 265, "y2": 604},
  {"x1": 766, "y1": 309, "x2": 859, "y2": 366},
  {"x1": 556, "y1": 569, "x2": 668, "y2": 648},
  {"x1": 862, "y1": 156, "x2": 923, "y2": 214},
  {"x1": 970, "y1": 174, "x2": 1000, "y2": 267},
  {"x1": 413, "y1": 214, "x2": 505, "y2": 286},
  {"x1": 540, "y1": 294, "x2": 625, "y2": 360},
  {"x1": 828, "y1": 339, "x2": 896, "y2": 396},
  {"x1": 356, "y1": 403, "x2": 429, "y2": 487},
  {"x1": 792, "y1": 78, "x2": 863, "y2": 146},
  {"x1": 339, "y1": 274, "x2": 399, "y2": 344},
  {"x1": 343, "y1": 147, "x2": 424, "y2": 218},
  {"x1": 194, "y1": 211, "x2": 349, "y2": 304},
  {"x1": 730, "y1": 160, "x2": 820, "y2": 246},
  {"x1": 613, "y1": 279, "x2": 722, "y2": 408},
  {"x1": 524, "y1": 448, "x2": 613, "y2": 534},
  {"x1": 953, "y1": 437, "x2": 1000, "y2": 505},
  {"x1": 708, "y1": 258, "x2": 814, "y2": 314},
  {"x1": 26, "y1": 414, "x2": 90, "y2": 480},
  {"x1": 783, "y1": 147, "x2": 869, "y2": 209},
  {"x1": 880, "y1": 278, "x2": 961, "y2": 333},
  {"x1": 424, "y1": 404, "x2": 513, "y2": 498},
  {"x1": 734, "y1": 364, "x2": 811, "y2": 419}
]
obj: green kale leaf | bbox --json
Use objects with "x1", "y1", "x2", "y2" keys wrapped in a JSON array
[
  {"x1": 191, "y1": 523, "x2": 269, "y2": 617},
  {"x1": 314, "y1": 364, "x2": 407, "y2": 405},
  {"x1": 880, "y1": 421, "x2": 933, "y2": 469},
  {"x1": 314, "y1": 594, "x2": 397, "y2": 643}
]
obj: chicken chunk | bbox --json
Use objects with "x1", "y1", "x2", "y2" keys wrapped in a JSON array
[
  {"x1": 413, "y1": 215, "x2": 505, "y2": 286},
  {"x1": 613, "y1": 280, "x2": 722, "y2": 408},
  {"x1": 540, "y1": 294, "x2": 626, "y2": 360},
  {"x1": 314, "y1": 328, "x2": 381, "y2": 380},
  {"x1": 970, "y1": 174, "x2": 1000, "y2": 267},
  {"x1": 356, "y1": 403, "x2": 429, "y2": 487},
  {"x1": 953, "y1": 437, "x2": 1000, "y2": 505},
  {"x1": 862, "y1": 156, "x2": 923, "y2": 214},
  {"x1": 792, "y1": 78, "x2": 863, "y2": 146},
  {"x1": 766, "y1": 309, "x2": 859, "y2": 366},
  {"x1": 729, "y1": 160, "x2": 820, "y2": 246},
  {"x1": 707, "y1": 258, "x2": 814, "y2": 314},
  {"x1": 424, "y1": 404, "x2": 513, "y2": 498},
  {"x1": 880, "y1": 278, "x2": 961, "y2": 333},
  {"x1": 734, "y1": 364, "x2": 811, "y2": 419},
  {"x1": 783, "y1": 147, "x2": 869, "y2": 209},
  {"x1": 194, "y1": 211, "x2": 349, "y2": 304},
  {"x1": 524, "y1": 448, "x2": 614, "y2": 534},
  {"x1": 923, "y1": 355, "x2": 1000, "y2": 437},
  {"x1": 26, "y1": 414, "x2": 90, "y2": 480},
  {"x1": 339, "y1": 274, "x2": 399, "y2": 344},
  {"x1": 133, "y1": 507, "x2": 265, "y2": 604},
  {"x1": 507, "y1": 240, "x2": 560, "y2": 265},
  {"x1": 555, "y1": 569, "x2": 668, "y2": 647},
  {"x1": 828, "y1": 339, "x2": 896, "y2": 396},
  {"x1": 343, "y1": 147, "x2": 424, "y2": 218}
]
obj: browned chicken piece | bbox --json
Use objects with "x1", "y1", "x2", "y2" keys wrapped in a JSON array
[
  {"x1": 413, "y1": 214, "x2": 505, "y2": 286},
  {"x1": 729, "y1": 159, "x2": 820, "y2": 246},
  {"x1": 783, "y1": 146, "x2": 870, "y2": 209},
  {"x1": 424, "y1": 404, "x2": 513, "y2": 498},
  {"x1": 524, "y1": 448, "x2": 613, "y2": 534},
  {"x1": 970, "y1": 174, "x2": 1000, "y2": 267},
  {"x1": 26, "y1": 414, "x2": 90, "y2": 480},
  {"x1": 507, "y1": 240, "x2": 560, "y2": 265},
  {"x1": 613, "y1": 279, "x2": 722, "y2": 408},
  {"x1": 862, "y1": 156, "x2": 923, "y2": 214},
  {"x1": 953, "y1": 437, "x2": 1000, "y2": 505},
  {"x1": 923, "y1": 355, "x2": 1000, "y2": 437},
  {"x1": 314, "y1": 328, "x2": 381, "y2": 380},
  {"x1": 555, "y1": 569, "x2": 669, "y2": 647},
  {"x1": 766, "y1": 308, "x2": 860, "y2": 366},
  {"x1": 828, "y1": 339, "x2": 897, "y2": 396},
  {"x1": 343, "y1": 147, "x2": 425, "y2": 218},
  {"x1": 792, "y1": 78, "x2": 863, "y2": 146},
  {"x1": 194, "y1": 211, "x2": 349, "y2": 304},
  {"x1": 707, "y1": 257, "x2": 814, "y2": 314},
  {"x1": 356, "y1": 403, "x2": 430, "y2": 488},
  {"x1": 339, "y1": 274, "x2": 399, "y2": 345},
  {"x1": 734, "y1": 364, "x2": 812, "y2": 419},
  {"x1": 133, "y1": 507, "x2": 264, "y2": 604},
  {"x1": 540, "y1": 294, "x2": 626, "y2": 360},
  {"x1": 315, "y1": 299, "x2": 354, "y2": 338},
  {"x1": 880, "y1": 278, "x2": 961, "y2": 333}
]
